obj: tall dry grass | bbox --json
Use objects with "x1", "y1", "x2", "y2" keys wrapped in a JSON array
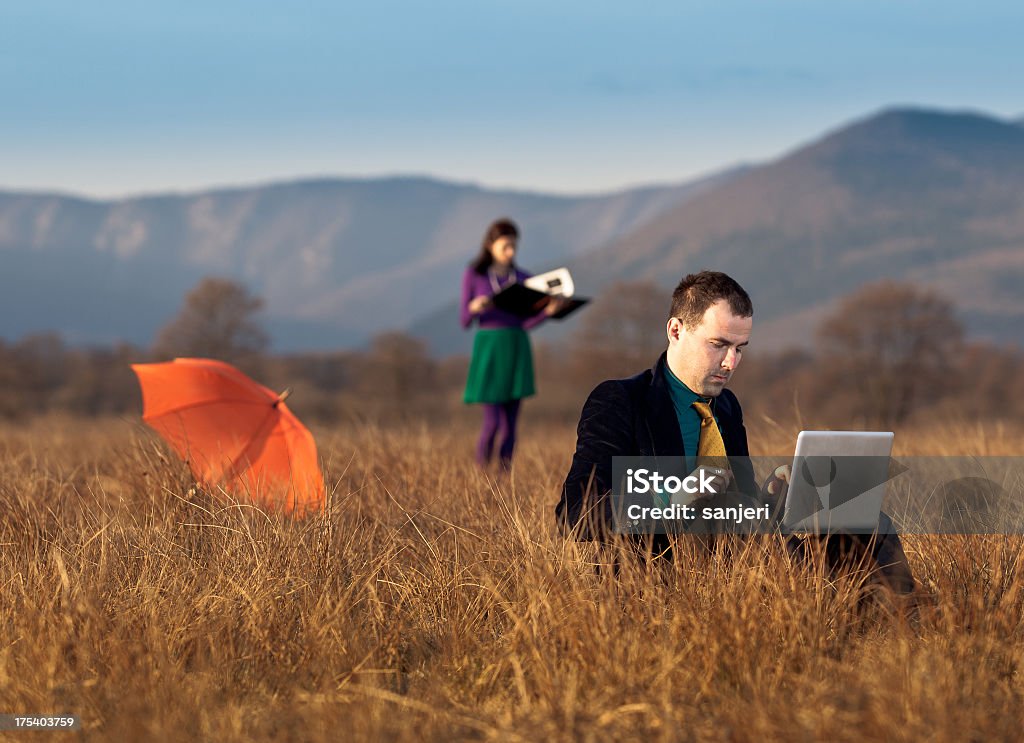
[{"x1": 3, "y1": 414, "x2": 1024, "y2": 740}]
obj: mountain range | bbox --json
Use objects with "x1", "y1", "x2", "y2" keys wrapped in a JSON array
[
  {"x1": 565, "y1": 107, "x2": 1024, "y2": 352},
  {"x1": 0, "y1": 170, "x2": 739, "y2": 349},
  {"x1": 418, "y1": 107, "x2": 1024, "y2": 354},
  {"x1": 4, "y1": 106, "x2": 1024, "y2": 354}
]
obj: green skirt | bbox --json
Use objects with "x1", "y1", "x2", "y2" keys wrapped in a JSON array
[{"x1": 463, "y1": 328, "x2": 536, "y2": 404}]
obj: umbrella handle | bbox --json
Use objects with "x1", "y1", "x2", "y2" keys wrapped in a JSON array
[{"x1": 274, "y1": 388, "x2": 292, "y2": 407}]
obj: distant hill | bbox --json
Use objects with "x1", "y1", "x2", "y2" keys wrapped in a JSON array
[
  {"x1": 9, "y1": 106, "x2": 1024, "y2": 356},
  {"x1": 419, "y1": 107, "x2": 1024, "y2": 354},
  {"x1": 0, "y1": 171, "x2": 742, "y2": 349}
]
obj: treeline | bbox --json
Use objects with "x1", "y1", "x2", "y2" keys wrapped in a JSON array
[
  {"x1": 542, "y1": 279, "x2": 1024, "y2": 428},
  {"x1": 0, "y1": 332, "x2": 461, "y2": 424},
  {"x1": 3, "y1": 278, "x2": 1022, "y2": 428}
]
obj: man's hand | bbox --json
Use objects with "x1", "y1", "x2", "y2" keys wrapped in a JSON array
[
  {"x1": 763, "y1": 464, "x2": 791, "y2": 511},
  {"x1": 468, "y1": 295, "x2": 492, "y2": 315},
  {"x1": 669, "y1": 465, "x2": 732, "y2": 508},
  {"x1": 693, "y1": 464, "x2": 732, "y2": 498}
]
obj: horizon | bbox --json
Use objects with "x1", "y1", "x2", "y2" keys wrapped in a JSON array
[
  {"x1": 3, "y1": 103, "x2": 1021, "y2": 203},
  {"x1": 4, "y1": 1, "x2": 1024, "y2": 198},
  {"x1": 0, "y1": 161, "x2": 747, "y2": 202},
  {"x1": 5, "y1": 99, "x2": 1024, "y2": 353}
]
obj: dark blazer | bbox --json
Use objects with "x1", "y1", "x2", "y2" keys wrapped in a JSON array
[
  {"x1": 556, "y1": 352, "x2": 759, "y2": 539},
  {"x1": 555, "y1": 352, "x2": 917, "y2": 594}
]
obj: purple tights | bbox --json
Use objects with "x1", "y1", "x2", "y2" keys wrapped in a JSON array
[{"x1": 476, "y1": 400, "x2": 521, "y2": 469}]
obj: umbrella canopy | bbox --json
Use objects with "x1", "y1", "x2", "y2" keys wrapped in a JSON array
[{"x1": 131, "y1": 357, "x2": 325, "y2": 515}]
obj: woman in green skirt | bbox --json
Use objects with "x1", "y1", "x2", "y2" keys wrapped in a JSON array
[{"x1": 460, "y1": 218, "x2": 559, "y2": 469}]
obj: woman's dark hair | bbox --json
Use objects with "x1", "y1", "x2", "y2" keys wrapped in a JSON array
[{"x1": 471, "y1": 218, "x2": 519, "y2": 274}]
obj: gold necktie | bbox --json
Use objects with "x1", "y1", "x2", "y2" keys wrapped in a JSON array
[{"x1": 691, "y1": 400, "x2": 728, "y2": 461}]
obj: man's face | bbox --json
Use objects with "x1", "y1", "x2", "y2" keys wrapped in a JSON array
[{"x1": 665, "y1": 299, "x2": 752, "y2": 397}]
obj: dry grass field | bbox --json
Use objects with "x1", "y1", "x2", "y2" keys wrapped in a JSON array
[{"x1": 3, "y1": 414, "x2": 1024, "y2": 740}]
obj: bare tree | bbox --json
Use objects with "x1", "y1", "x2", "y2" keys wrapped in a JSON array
[
  {"x1": 352, "y1": 331, "x2": 439, "y2": 420},
  {"x1": 570, "y1": 280, "x2": 668, "y2": 387},
  {"x1": 815, "y1": 280, "x2": 964, "y2": 427},
  {"x1": 153, "y1": 277, "x2": 269, "y2": 364},
  {"x1": 0, "y1": 333, "x2": 66, "y2": 417}
]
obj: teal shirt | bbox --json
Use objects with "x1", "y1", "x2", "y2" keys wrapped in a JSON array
[{"x1": 664, "y1": 364, "x2": 721, "y2": 474}]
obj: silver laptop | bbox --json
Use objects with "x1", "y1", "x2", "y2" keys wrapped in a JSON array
[{"x1": 782, "y1": 431, "x2": 894, "y2": 534}]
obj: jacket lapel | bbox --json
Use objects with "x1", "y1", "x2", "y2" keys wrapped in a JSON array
[{"x1": 643, "y1": 353, "x2": 685, "y2": 457}]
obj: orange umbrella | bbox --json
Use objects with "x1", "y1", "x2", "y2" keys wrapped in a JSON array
[{"x1": 131, "y1": 358, "x2": 325, "y2": 515}]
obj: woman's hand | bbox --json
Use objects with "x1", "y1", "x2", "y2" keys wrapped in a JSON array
[
  {"x1": 469, "y1": 295, "x2": 492, "y2": 315},
  {"x1": 544, "y1": 296, "x2": 570, "y2": 316}
]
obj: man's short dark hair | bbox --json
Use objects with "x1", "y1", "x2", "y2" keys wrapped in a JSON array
[{"x1": 670, "y1": 271, "x2": 753, "y2": 329}]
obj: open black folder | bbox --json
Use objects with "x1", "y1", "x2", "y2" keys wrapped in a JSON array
[{"x1": 490, "y1": 283, "x2": 589, "y2": 320}]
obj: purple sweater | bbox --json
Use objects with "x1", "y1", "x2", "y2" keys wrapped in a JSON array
[{"x1": 460, "y1": 266, "x2": 548, "y2": 331}]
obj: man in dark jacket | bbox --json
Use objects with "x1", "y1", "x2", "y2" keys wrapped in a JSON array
[{"x1": 555, "y1": 271, "x2": 915, "y2": 593}]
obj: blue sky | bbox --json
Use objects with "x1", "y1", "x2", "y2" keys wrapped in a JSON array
[{"x1": 3, "y1": 0, "x2": 1024, "y2": 198}]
